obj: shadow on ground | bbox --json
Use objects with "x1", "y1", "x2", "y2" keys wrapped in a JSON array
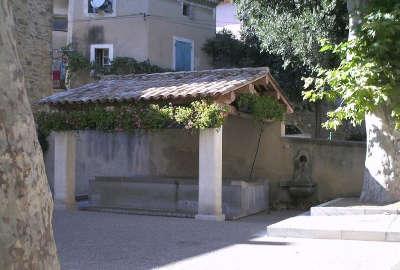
[{"x1": 54, "y1": 210, "x2": 299, "y2": 270}]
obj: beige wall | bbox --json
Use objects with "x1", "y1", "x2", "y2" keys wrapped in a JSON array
[
  {"x1": 53, "y1": 0, "x2": 68, "y2": 50},
  {"x1": 69, "y1": 0, "x2": 215, "y2": 69},
  {"x1": 70, "y1": 0, "x2": 149, "y2": 60},
  {"x1": 46, "y1": 116, "x2": 366, "y2": 204},
  {"x1": 53, "y1": 31, "x2": 68, "y2": 50},
  {"x1": 147, "y1": 0, "x2": 215, "y2": 69},
  {"x1": 71, "y1": 0, "x2": 148, "y2": 19},
  {"x1": 54, "y1": 0, "x2": 68, "y2": 15},
  {"x1": 223, "y1": 117, "x2": 366, "y2": 203},
  {"x1": 147, "y1": 17, "x2": 215, "y2": 70},
  {"x1": 72, "y1": 17, "x2": 149, "y2": 61}
]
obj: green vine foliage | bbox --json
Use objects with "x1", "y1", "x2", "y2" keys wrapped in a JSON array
[
  {"x1": 61, "y1": 45, "x2": 91, "y2": 73},
  {"x1": 36, "y1": 96, "x2": 284, "y2": 151},
  {"x1": 236, "y1": 93, "x2": 285, "y2": 123},
  {"x1": 61, "y1": 45, "x2": 91, "y2": 88},
  {"x1": 303, "y1": 0, "x2": 400, "y2": 130},
  {"x1": 95, "y1": 57, "x2": 168, "y2": 75},
  {"x1": 61, "y1": 45, "x2": 168, "y2": 87},
  {"x1": 36, "y1": 101, "x2": 227, "y2": 151}
]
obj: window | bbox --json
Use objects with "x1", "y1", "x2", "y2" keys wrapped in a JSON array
[
  {"x1": 53, "y1": 16, "x2": 68, "y2": 32},
  {"x1": 173, "y1": 37, "x2": 194, "y2": 71},
  {"x1": 90, "y1": 44, "x2": 113, "y2": 67},
  {"x1": 87, "y1": 0, "x2": 115, "y2": 15},
  {"x1": 182, "y1": 3, "x2": 193, "y2": 17},
  {"x1": 285, "y1": 125, "x2": 303, "y2": 135},
  {"x1": 95, "y1": 48, "x2": 110, "y2": 66}
]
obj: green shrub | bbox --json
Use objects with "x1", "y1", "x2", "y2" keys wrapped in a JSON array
[
  {"x1": 236, "y1": 93, "x2": 285, "y2": 123},
  {"x1": 104, "y1": 57, "x2": 168, "y2": 75},
  {"x1": 35, "y1": 101, "x2": 227, "y2": 151}
]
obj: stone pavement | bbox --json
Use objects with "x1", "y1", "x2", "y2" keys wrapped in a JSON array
[
  {"x1": 268, "y1": 198, "x2": 400, "y2": 242},
  {"x1": 311, "y1": 198, "x2": 400, "y2": 216},
  {"x1": 54, "y1": 209, "x2": 400, "y2": 270},
  {"x1": 268, "y1": 213, "x2": 400, "y2": 241}
]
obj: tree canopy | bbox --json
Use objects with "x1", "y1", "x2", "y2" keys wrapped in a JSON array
[
  {"x1": 304, "y1": 0, "x2": 400, "y2": 130},
  {"x1": 234, "y1": 0, "x2": 348, "y2": 69},
  {"x1": 202, "y1": 31, "x2": 306, "y2": 102}
]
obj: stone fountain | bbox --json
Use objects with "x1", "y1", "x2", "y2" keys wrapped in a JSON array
[
  {"x1": 287, "y1": 150, "x2": 317, "y2": 199},
  {"x1": 278, "y1": 150, "x2": 317, "y2": 207}
]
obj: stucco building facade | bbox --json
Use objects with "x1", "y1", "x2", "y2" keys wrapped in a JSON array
[
  {"x1": 53, "y1": 0, "x2": 217, "y2": 75},
  {"x1": 216, "y1": 0, "x2": 241, "y2": 38}
]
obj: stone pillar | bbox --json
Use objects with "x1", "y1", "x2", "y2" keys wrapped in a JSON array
[
  {"x1": 195, "y1": 128, "x2": 225, "y2": 221},
  {"x1": 54, "y1": 131, "x2": 76, "y2": 210}
]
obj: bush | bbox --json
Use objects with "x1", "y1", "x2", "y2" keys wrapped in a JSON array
[
  {"x1": 35, "y1": 101, "x2": 227, "y2": 151},
  {"x1": 236, "y1": 93, "x2": 285, "y2": 123}
]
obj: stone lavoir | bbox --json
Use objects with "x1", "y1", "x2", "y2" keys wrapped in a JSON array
[
  {"x1": 40, "y1": 67, "x2": 293, "y2": 221},
  {"x1": 39, "y1": 66, "x2": 370, "y2": 221}
]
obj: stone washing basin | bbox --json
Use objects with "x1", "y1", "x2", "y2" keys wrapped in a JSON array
[{"x1": 287, "y1": 181, "x2": 317, "y2": 199}]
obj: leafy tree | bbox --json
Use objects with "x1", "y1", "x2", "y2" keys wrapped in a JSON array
[
  {"x1": 304, "y1": 0, "x2": 400, "y2": 203},
  {"x1": 235, "y1": 0, "x2": 348, "y2": 69},
  {"x1": 215, "y1": 2, "x2": 348, "y2": 138},
  {"x1": 202, "y1": 30, "x2": 306, "y2": 102},
  {"x1": 304, "y1": 2, "x2": 400, "y2": 130},
  {"x1": 235, "y1": 0, "x2": 400, "y2": 202}
]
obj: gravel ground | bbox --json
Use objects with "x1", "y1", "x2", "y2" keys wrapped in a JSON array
[{"x1": 54, "y1": 210, "x2": 400, "y2": 270}]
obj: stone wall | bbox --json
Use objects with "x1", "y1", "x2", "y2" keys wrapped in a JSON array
[
  {"x1": 286, "y1": 102, "x2": 366, "y2": 141},
  {"x1": 45, "y1": 116, "x2": 366, "y2": 205},
  {"x1": 223, "y1": 117, "x2": 366, "y2": 205},
  {"x1": 13, "y1": 0, "x2": 53, "y2": 106},
  {"x1": 89, "y1": 177, "x2": 267, "y2": 219}
]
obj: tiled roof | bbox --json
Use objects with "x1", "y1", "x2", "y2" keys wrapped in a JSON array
[{"x1": 39, "y1": 67, "x2": 293, "y2": 112}]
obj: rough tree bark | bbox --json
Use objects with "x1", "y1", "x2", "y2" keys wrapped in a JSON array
[
  {"x1": 347, "y1": 0, "x2": 400, "y2": 203},
  {"x1": 0, "y1": 1, "x2": 60, "y2": 269}
]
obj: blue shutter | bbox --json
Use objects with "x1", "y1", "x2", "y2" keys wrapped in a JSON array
[{"x1": 175, "y1": 40, "x2": 192, "y2": 71}]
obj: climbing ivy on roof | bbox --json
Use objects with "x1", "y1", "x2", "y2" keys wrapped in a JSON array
[{"x1": 36, "y1": 95, "x2": 286, "y2": 151}]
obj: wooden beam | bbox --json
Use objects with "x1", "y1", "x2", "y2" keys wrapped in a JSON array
[
  {"x1": 225, "y1": 104, "x2": 238, "y2": 116},
  {"x1": 233, "y1": 83, "x2": 259, "y2": 96},
  {"x1": 214, "y1": 91, "x2": 236, "y2": 105},
  {"x1": 248, "y1": 83, "x2": 257, "y2": 94},
  {"x1": 265, "y1": 74, "x2": 294, "y2": 114}
]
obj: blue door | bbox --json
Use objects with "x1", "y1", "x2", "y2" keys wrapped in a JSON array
[{"x1": 175, "y1": 40, "x2": 192, "y2": 71}]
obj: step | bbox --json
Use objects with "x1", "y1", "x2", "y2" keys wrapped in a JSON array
[
  {"x1": 267, "y1": 214, "x2": 400, "y2": 242},
  {"x1": 311, "y1": 198, "x2": 400, "y2": 216}
]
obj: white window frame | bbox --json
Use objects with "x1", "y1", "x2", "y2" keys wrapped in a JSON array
[
  {"x1": 84, "y1": 0, "x2": 117, "y2": 17},
  {"x1": 90, "y1": 44, "x2": 114, "y2": 66},
  {"x1": 172, "y1": 37, "x2": 195, "y2": 71}
]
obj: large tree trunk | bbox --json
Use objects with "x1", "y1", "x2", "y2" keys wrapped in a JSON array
[
  {"x1": 0, "y1": 1, "x2": 60, "y2": 269},
  {"x1": 347, "y1": 0, "x2": 368, "y2": 41},
  {"x1": 360, "y1": 108, "x2": 400, "y2": 203},
  {"x1": 347, "y1": 0, "x2": 400, "y2": 203}
]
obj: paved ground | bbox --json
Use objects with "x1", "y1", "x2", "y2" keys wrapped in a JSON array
[
  {"x1": 268, "y1": 213, "x2": 400, "y2": 241},
  {"x1": 54, "y1": 210, "x2": 400, "y2": 270}
]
